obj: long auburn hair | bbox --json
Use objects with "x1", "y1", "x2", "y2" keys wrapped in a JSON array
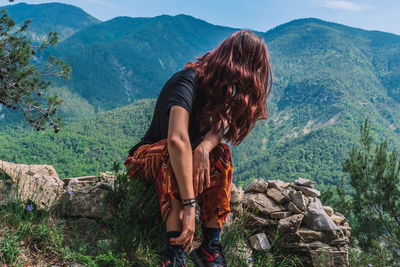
[{"x1": 186, "y1": 30, "x2": 273, "y2": 145}]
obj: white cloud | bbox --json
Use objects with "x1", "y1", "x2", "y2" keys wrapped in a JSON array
[{"x1": 323, "y1": 0, "x2": 373, "y2": 11}]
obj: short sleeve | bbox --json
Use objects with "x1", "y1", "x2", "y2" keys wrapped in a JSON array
[{"x1": 166, "y1": 72, "x2": 196, "y2": 116}]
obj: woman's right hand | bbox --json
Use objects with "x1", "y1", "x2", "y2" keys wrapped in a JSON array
[{"x1": 169, "y1": 205, "x2": 196, "y2": 251}]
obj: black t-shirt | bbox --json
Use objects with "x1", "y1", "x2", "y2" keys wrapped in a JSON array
[{"x1": 128, "y1": 68, "x2": 207, "y2": 156}]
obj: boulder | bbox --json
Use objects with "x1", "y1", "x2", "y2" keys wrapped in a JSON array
[
  {"x1": 290, "y1": 191, "x2": 308, "y2": 211},
  {"x1": 330, "y1": 214, "x2": 345, "y2": 226},
  {"x1": 249, "y1": 233, "x2": 270, "y2": 251},
  {"x1": 267, "y1": 179, "x2": 285, "y2": 189},
  {"x1": 233, "y1": 240, "x2": 254, "y2": 267},
  {"x1": 277, "y1": 214, "x2": 304, "y2": 233},
  {"x1": 58, "y1": 181, "x2": 115, "y2": 220},
  {"x1": 230, "y1": 183, "x2": 244, "y2": 214},
  {"x1": 270, "y1": 211, "x2": 292, "y2": 219},
  {"x1": 308, "y1": 197, "x2": 322, "y2": 207},
  {"x1": 288, "y1": 201, "x2": 303, "y2": 214},
  {"x1": 244, "y1": 178, "x2": 268, "y2": 193},
  {"x1": 323, "y1": 206, "x2": 334, "y2": 216},
  {"x1": 266, "y1": 188, "x2": 287, "y2": 204},
  {"x1": 291, "y1": 183, "x2": 320, "y2": 197},
  {"x1": 294, "y1": 177, "x2": 315, "y2": 188},
  {"x1": 245, "y1": 193, "x2": 285, "y2": 215},
  {"x1": 303, "y1": 202, "x2": 339, "y2": 231},
  {"x1": 297, "y1": 226, "x2": 322, "y2": 242},
  {"x1": 0, "y1": 160, "x2": 65, "y2": 210}
]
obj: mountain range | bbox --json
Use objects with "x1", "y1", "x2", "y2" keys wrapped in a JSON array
[{"x1": 1, "y1": 2, "x2": 399, "y2": 187}]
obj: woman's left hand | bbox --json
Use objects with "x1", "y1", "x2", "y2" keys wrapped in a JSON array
[{"x1": 193, "y1": 144, "x2": 211, "y2": 196}]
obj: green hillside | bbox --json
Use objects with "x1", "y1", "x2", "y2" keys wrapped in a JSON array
[
  {"x1": 0, "y1": 99, "x2": 154, "y2": 177},
  {"x1": 1, "y1": 5, "x2": 400, "y2": 187},
  {"x1": 51, "y1": 14, "x2": 237, "y2": 110},
  {"x1": 1, "y1": 2, "x2": 100, "y2": 41}
]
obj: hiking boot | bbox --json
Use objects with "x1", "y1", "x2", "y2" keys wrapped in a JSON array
[
  {"x1": 190, "y1": 239, "x2": 227, "y2": 267},
  {"x1": 159, "y1": 246, "x2": 186, "y2": 267}
]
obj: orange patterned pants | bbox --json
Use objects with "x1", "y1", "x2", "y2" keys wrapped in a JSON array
[{"x1": 124, "y1": 139, "x2": 233, "y2": 228}]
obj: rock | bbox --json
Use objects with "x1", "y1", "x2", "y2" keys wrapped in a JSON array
[
  {"x1": 230, "y1": 183, "x2": 244, "y2": 214},
  {"x1": 334, "y1": 212, "x2": 348, "y2": 223},
  {"x1": 270, "y1": 211, "x2": 292, "y2": 219},
  {"x1": 244, "y1": 178, "x2": 268, "y2": 193},
  {"x1": 290, "y1": 191, "x2": 307, "y2": 211},
  {"x1": 282, "y1": 182, "x2": 291, "y2": 188},
  {"x1": 233, "y1": 240, "x2": 254, "y2": 267},
  {"x1": 277, "y1": 214, "x2": 304, "y2": 233},
  {"x1": 249, "y1": 233, "x2": 270, "y2": 251},
  {"x1": 66, "y1": 177, "x2": 98, "y2": 191},
  {"x1": 323, "y1": 206, "x2": 334, "y2": 216},
  {"x1": 245, "y1": 193, "x2": 286, "y2": 215},
  {"x1": 267, "y1": 179, "x2": 285, "y2": 189},
  {"x1": 0, "y1": 160, "x2": 65, "y2": 210},
  {"x1": 330, "y1": 214, "x2": 345, "y2": 226},
  {"x1": 281, "y1": 187, "x2": 292, "y2": 202},
  {"x1": 303, "y1": 202, "x2": 339, "y2": 231},
  {"x1": 297, "y1": 226, "x2": 322, "y2": 242},
  {"x1": 288, "y1": 201, "x2": 303, "y2": 214},
  {"x1": 266, "y1": 188, "x2": 287, "y2": 204},
  {"x1": 58, "y1": 181, "x2": 115, "y2": 220},
  {"x1": 294, "y1": 177, "x2": 315, "y2": 188},
  {"x1": 231, "y1": 183, "x2": 244, "y2": 203},
  {"x1": 246, "y1": 213, "x2": 268, "y2": 227},
  {"x1": 309, "y1": 197, "x2": 322, "y2": 207},
  {"x1": 291, "y1": 183, "x2": 320, "y2": 197}
]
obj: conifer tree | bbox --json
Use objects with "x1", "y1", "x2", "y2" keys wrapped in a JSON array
[
  {"x1": 0, "y1": 8, "x2": 70, "y2": 132},
  {"x1": 343, "y1": 118, "x2": 400, "y2": 260}
]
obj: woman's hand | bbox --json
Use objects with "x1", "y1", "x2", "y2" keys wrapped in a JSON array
[
  {"x1": 193, "y1": 144, "x2": 211, "y2": 196},
  {"x1": 169, "y1": 205, "x2": 196, "y2": 251}
]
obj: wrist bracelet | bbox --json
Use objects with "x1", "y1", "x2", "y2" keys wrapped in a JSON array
[
  {"x1": 182, "y1": 200, "x2": 196, "y2": 207},
  {"x1": 182, "y1": 197, "x2": 196, "y2": 203}
]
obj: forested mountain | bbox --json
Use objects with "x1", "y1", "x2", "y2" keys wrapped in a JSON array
[
  {"x1": 1, "y1": 2, "x2": 100, "y2": 41},
  {"x1": 50, "y1": 15, "x2": 237, "y2": 110},
  {"x1": 1, "y1": 3, "x2": 400, "y2": 187}
]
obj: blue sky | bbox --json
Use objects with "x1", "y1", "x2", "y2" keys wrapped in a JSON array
[{"x1": 7, "y1": 0, "x2": 400, "y2": 35}]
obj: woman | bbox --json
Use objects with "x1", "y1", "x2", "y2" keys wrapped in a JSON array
[{"x1": 124, "y1": 29, "x2": 272, "y2": 267}]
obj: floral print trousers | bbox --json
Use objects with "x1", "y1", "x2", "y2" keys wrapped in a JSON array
[{"x1": 124, "y1": 138, "x2": 233, "y2": 228}]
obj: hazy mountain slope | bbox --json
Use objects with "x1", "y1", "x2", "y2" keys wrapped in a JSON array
[
  {"x1": 52, "y1": 14, "x2": 237, "y2": 110},
  {"x1": 232, "y1": 18, "x2": 400, "y2": 185},
  {"x1": 1, "y1": 2, "x2": 100, "y2": 41},
  {"x1": 1, "y1": 6, "x2": 400, "y2": 186}
]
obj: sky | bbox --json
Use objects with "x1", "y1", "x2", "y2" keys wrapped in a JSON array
[{"x1": 5, "y1": 0, "x2": 400, "y2": 35}]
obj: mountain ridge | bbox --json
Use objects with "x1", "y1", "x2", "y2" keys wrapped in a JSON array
[{"x1": 1, "y1": 3, "x2": 400, "y2": 187}]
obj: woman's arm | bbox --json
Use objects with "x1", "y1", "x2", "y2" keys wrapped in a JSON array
[
  {"x1": 167, "y1": 105, "x2": 195, "y2": 200},
  {"x1": 193, "y1": 121, "x2": 226, "y2": 194},
  {"x1": 167, "y1": 105, "x2": 195, "y2": 250}
]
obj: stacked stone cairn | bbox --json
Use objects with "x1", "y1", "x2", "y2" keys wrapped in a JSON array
[{"x1": 228, "y1": 178, "x2": 351, "y2": 267}]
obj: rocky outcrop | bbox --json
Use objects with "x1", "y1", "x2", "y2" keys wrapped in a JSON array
[
  {"x1": 0, "y1": 160, "x2": 65, "y2": 210},
  {"x1": 57, "y1": 173, "x2": 115, "y2": 220},
  {"x1": 1, "y1": 160, "x2": 349, "y2": 266},
  {"x1": 230, "y1": 177, "x2": 350, "y2": 267},
  {"x1": 0, "y1": 160, "x2": 115, "y2": 218},
  {"x1": 57, "y1": 181, "x2": 115, "y2": 220}
]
